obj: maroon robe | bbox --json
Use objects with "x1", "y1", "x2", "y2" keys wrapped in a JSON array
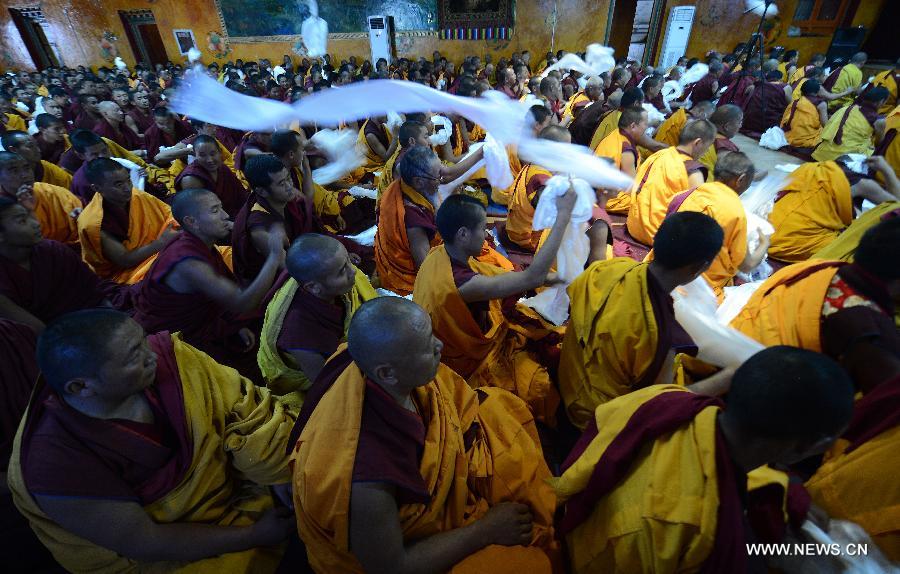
[
  {"x1": 686, "y1": 73, "x2": 717, "y2": 104},
  {"x1": 143, "y1": 118, "x2": 195, "y2": 163},
  {"x1": 70, "y1": 163, "x2": 93, "y2": 204},
  {"x1": 0, "y1": 320, "x2": 38, "y2": 470},
  {"x1": 34, "y1": 132, "x2": 66, "y2": 165},
  {"x1": 276, "y1": 279, "x2": 347, "y2": 360},
  {"x1": 742, "y1": 81, "x2": 790, "y2": 134},
  {"x1": 234, "y1": 133, "x2": 269, "y2": 172},
  {"x1": 717, "y1": 75, "x2": 756, "y2": 110},
  {"x1": 92, "y1": 117, "x2": 141, "y2": 151},
  {"x1": 646, "y1": 92, "x2": 666, "y2": 113},
  {"x1": 215, "y1": 127, "x2": 244, "y2": 153},
  {"x1": 127, "y1": 107, "x2": 154, "y2": 134},
  {"x1": 73, "y1": 110, "x2": 100, "y2": 131},
  {"x1": 569, "y1": 103, "x2": 610, "y2": 146},
  {"x1": 58, "y1": 146, "x2": 84, "y2": 173},
  {"x1": 173, "y1": 161, "x2": 248, "y2": 218}
]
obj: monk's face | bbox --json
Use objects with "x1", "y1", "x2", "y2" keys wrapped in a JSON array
[
  {"x1": 194, "y1": 142, "x2": 223, "y2": 174},
  {"x1": 93, "y1": 320, "x2": 158, "y2": 398},
  {"x1": 261, "y1": 167, "x2": 297, "y2": 205},
  {"x1": 133, "y1": 91, "x2": 150, "y2": 109},
  {"x1": 52, "y1": 94, "x2": 68, "y2": 108},
  {"x1": 99, "y1": 103, "x2": 125, "y2": 125},
  {"x1": 0, "y1": 203, "x2": 43, "y2": 247},
  {"x1": 94, "y1": 167, "x2": 132, "y2": 206},
  {"x1": 409, "y1": 126, "x2": 430, "y2": 148},
  {"x1": 81, "y1": 96, "x2": 99, "y2": 114},
  {"x1": 40, "y1": 122, "x2": 68, "y2": 144},
  {"x1": 723, "y1": 114, "x2": 744, "y2": 138},
  {"x1": 459, "y1": 210, "x2": 488, "y2": 258},
  {"x1": 81, "y1": 142, "x2": 111, "y2": 163},
  {"x1": 0, "y1": 157, "x2": 35, "y2": 192},
  {"x1": 189, "y1": 194, "x2": 232, "y2": 241},
  {"x1": 42, "y1": 99, "x2": 63, "y2": 118},
  {"x1": 312, "y1": 245, "x2": 358, "y2": 299},
  {"x1": 154, "y1": 114, "x2": 175, "y2": 132},
  {"x1": 6, "y1": 135, "x2": 41, "y2": 165},
  {"x1": 112, "y1": 90, "x2": 130, "y2": 109}
]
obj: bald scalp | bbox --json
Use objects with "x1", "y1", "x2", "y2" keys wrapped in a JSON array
[
  {"x1": 691, "y1": 101, "x2": 716, "y2": 118},
  {"x1": 347, "y1": 298, "x2": 432, "y2": 376},
  {"x1": 538, "y1": 125, "x2": 571, "y2": 142},
  {"x1": 171, "y1": 188, "x2": 216, "y2": 225},
  {"x1": 679, "y1": 119, "x2": 716, "y2": 145},
  {"x1": 618, "y1": 107, "x2": 647, "y2": 129},
  {"x1": 710, "y1": 104, "x2": 743, "y2": 128},
  {"x1": 714, "y1": 151, "x2": 754, "y2": 181},
  {"x1": 286, "y1": 233, "x2": 343, "y2": 283},
  {"x1": 0, "y1": 151, "x2": 26, "y2": 170},
  {"x1": 97, "y1": 101, "x2": 118, "y2": 114}
]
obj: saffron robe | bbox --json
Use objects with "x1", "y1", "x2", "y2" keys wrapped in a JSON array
[
  {"x1": 654, "y1": 107, "x2": 687, "y2": 147},
  {"x1": 77, "y1": 189, "x2": 174, "y2": 284},
  {"x1": 588, "y1": 110, "x2": 622, "y2": 151},
  {"x1": 869, "y1": 69, "x2": 899, "y2": 115},
  {"x1": 826, "y1": 63, "x2": 863, "y2": 110},
  {"x1": 3, "y1": 112, "x2": 26, "y2": 132},
  {"x1": 292, "y1": 350, "x2": 558, "y2": 574},
  {"x1": 506, "y1": 164, "x2": 552, "y2": 251},
  {"x1": 35, "y1": 160, "x2": 73, "y2": 190},
  {"x1": 697, "y1": 134, "x2": 741, "y2": 182},
  {"x1": 875, "y1": 105, "x2": 900, "y2": 184},
  {"x1": 561, "y1": 91, "x2": 591, "y2": 125},
  {"x1": 812, "y1": 102, "x2": 876, "y2": 162},
  {"x1": 413, "y1": 245, "x2": 561, "y2": 424},
  {"x1": 174, "y1": 161, "x2": 248, "y2": 218},
  {"x1": 768, "y1": 161, "x2": 853, "y2": 263},
  {"x1": 63, "y1": 137, "x2": 176, "y2": 200},
  {"x1": 626, "y1": 147, "x2": 707, "y2": 245},
  {"x1": 813, "y1": 201, "x2": 900, "y2": 261},
  {"x1": 781, "y1": 96, "x2": 824, "y2": 148},
  {"x1": 1, "y1": 182, "x2": 81, "y2": 244},
  {"x1": 594, "y1": 129, "x2": 642, "y2": 213},
  {"x1": 742, "y1": 81, "x2": 789, "y2": 134},
  {"x1": 8, "y1": 331, "x2": 297, "y2": 574}
]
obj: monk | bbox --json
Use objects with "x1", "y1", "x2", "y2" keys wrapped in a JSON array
[
  {"x1": 778, "y1": 50, "x2": 799, "y2": 85},
  {"x1": 697, "y1": 104, "x2": 743, "y2": 180},
  {"x1": 654, "y1": 152, "x2": 768, "y2": 298},
  {"x1": 717, "y1": 58, "x2": 761, "y2": 110},
  {"x1": 133, "y1": 189, "x2": 284, "y2": 379},
  {"x1": 234, "y1": 131, "x2": 272, "y2": 173},
  {"x1": 258, "y1": 234, "x2": 376, "y2": 401},
  {"x1": 654, "y1": 100, "x2": 715, "y2": 147},
  {"x1": 868, "y1": 57, "x2": 899, "y2": 114},
  {"x1": 292, "y1": 297, "x2": 559, "y2": 573},
  {"x1": 0, "y1": 152, "x2": 80, "y2": 244},
  {"x1": 0, "y1": 130, "x2": 72, "y2": 189},
  {"x1": 355, "y1": 116, "x2": 398, "y2": 183},
  {"x1": 78, "y1": 158, "x2": 179, "y2": 284},
  {"x1": 593, "y1": 107, "x2": 648, "y2": 213},
  {"x1": 1, "y1": 91, "x2": 27, "y2": 132},
  {"x1": 767, "y1": 156, "x2": 900, "y2": 262},
  {"x1": 33, "y1": 113, "x2": 68, "y2": 165},
  {"x1": 92, "y1": 101, "x2": 142, "y2": 153},
  {"x1": 174, "y1": 134, "x2": 248, "y2": 217},
  {"x1": 157, "y1": 119, "x2": 238, "y2": 174},
  {"x1": 143, "y1": 107, "x2": 194, "y2": 166},
  {"x1": 588, "y1": 88, "x2": 637, "y2": 150},
  {"x1": 72, "y1": 92, "x2": 101, "y2": 131},
  {"x1": 126, "y1": 90, "x2": 154, "y2": 134},
  {"x1": 569, "y1": 89, "x2": 618, "y2": 146},
  {"x1": 812, "y1": 88, "x2": 888, "y2": 162},
  {"x1": 682, "y1": 61, "x2": 723, "y2": 106},
  {"x1": 741, "y1": 70, "x2": 791, "y2": 135},
  {"x1": 7, "y1": 309, "x2": 298, "y2": 573},
  {"x1": 626, "y1": 119, "x2": 715, "y2": 245},
  {"x1": 413, "y1": 191, "x2": 575, "y2": 422},
  {"x1": 825, "y1": 51, "x2": 867, "y2": 111},
  {"x1": 555, "y1": 346, "x2": 854, "y2": 573},
  {"x1": 781, "y1": 79, "x2": 828, "y2": 153},
  {"x1": 560, "y1": 77, "x2": 602, "y2": 126},
  {"x1": 875, "y1": 104, "x2": 900, "y2": 181}
]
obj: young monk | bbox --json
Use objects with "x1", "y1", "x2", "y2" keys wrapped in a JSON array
[
  {"x1": 555, "y1": 346, "x2": 855, "y2": 573},
  {"x1": 559, "y1": 212, "x2": 726, "y2": 428},
  {"x1": 413, "y1": 191, "x2": 575, "y2": 423},
  {"x1": 867, "y1": 57, "x2": 899, "y2": 114},
  {"x1": 825, "y1": 51, "x2": 867, "y2": 111},
  {"x1": 72, "y1": 92, "x2": 101, "y2": 131},
  {"x1": 0, "y1": 130, "x2": 72, "y2": 189},
  {"x1": 354, "y1": 116, "x2": 398, "y2": 183},
  {"x1": 812, "y1": 87, "x2": 888, "y2": 162},
  {"x1": 174, "y1": 134, "x2": 248, "y2": 217},
  {"x1": 767, "y1": 156, "x2": 900, "y2": 262},
  {"x1": 292, "y1": 297, "x2": 559, "y2": 573},
  {"x1": 92, "y1": 101, "x2": 142, "y2": 153},
  {"x1": 0, "y1": 151, "x2": 81, "y2": 244},
  {"x1": 697, "y1": 104, "x2": 743, "y2": 180},
  {"x1": 78, "y1": 158, "x2": 179, "y2": 284},
  {"x1": 7, "y1": 309, "x2": 298, "y2": 573},
  {"x1": 33, "y1": 113, "x2": 68, "y2": 165},
  {"x1": 593, "y1": 107, "x2": 648, "y2": 213},
  {"x1": 133, "y1": 189, "x2": 284, "y2": 379},
  {"x1": 654, "y1": 100, "x2": 715, "y2": 147},
  {"x1": 781, "y1": 79, "x2": 828, "y2": 153},
  {"x1": 258, "y1": 233, "x2": 376, "y2": 401},
  {"x1": 127, "y1": 90, "x2": 154, "y2": 134},
  {"x1": 143, "y1": 107, "x2": 194, "y2": 166},
  {"x1": 626, "y1": 119, "x2": 715, "y2": 245}
]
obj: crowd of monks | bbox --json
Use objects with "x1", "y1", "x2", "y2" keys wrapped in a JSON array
[{"x1": 1, "y1": 42, "x2": 899, "y2": 573}]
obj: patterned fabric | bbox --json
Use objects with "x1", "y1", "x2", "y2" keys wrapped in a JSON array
[{"x1": 822, "y1": 273, "x2": 880, "y2": 318}]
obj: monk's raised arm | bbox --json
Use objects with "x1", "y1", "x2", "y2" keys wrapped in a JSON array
[
  {"x1": 33, "y1": 496, "x2": 294, "y2": 563},
  {"x1": 349, "y1": 482, "x2": 533, "y2": 574},
  {"x1": 100, "y1": 225, "x2": 179, "y2": 269},
  {"x1": 637, "y1": 132, "x2": 667, "y2": 153},
  {"x1": 440, "y1": 146, "x2": 484, "y2": 182}
]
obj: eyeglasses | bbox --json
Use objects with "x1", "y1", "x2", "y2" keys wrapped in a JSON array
[{"x1": 412, "y1": 171, "x2": 442, "y2": 183}]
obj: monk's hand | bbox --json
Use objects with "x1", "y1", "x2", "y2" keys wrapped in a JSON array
[
  {"x1": 755, "y1": 227, "x2": 771, "y2": 252},
  {"x1": 249, "y1": 506, "x2": 296, "y2": 547},
  {"x1": 15, "y1": 184, "x2": 36, "y2": 211},
  {"x1": 864, "y1": 155, "x2": 890, "y2": 175},
  {"x1": 479, "y1": 502, "x2": 533, "y2": 547},
  {"x1": 555, "y1": 184, "x2": 578, "y2": 217},
  {"x1": 237, "y1": 327, "x2": 256, "y2": 351},
  {"x1": 158, "y1": 223, "x2": 181, "y2": 245},
  {"x1": 271, "y1": 483, "x2": 294, "y2": 511}
]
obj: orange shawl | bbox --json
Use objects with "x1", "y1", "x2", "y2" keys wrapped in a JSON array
[
  {"x1": 626, "y1": 146, "x2": 694, "y2": 245},
  {"x1": 506, "y1": 164, "x2": 552, "y2": 251}
]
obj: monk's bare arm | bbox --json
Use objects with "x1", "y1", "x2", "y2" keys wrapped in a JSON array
[
  {"x1": 407, "y1": 226, "x2": 432, "y2": 270},
  {"x1": 818, "y1": 87, "x2": 853, "y2": 102},
  {"x1": 298, "y1": 153, "x2": 315, "y2": 201},
  {"x1": 439, "y1": 147, "x2": 484, "y2": 182},
  {"x1": 816, "y1": 102, "x2": 829, "y2": 126},
  {"x1": 0, "y1": 292, "x2": 44, "y2": 333},
  {"x1": 867, "y1": 156, "x2": 900, "y2": 197},
  {"x1": 636, "y1": 132, "x2": 667, "y2": 153},
  {"x1": 366, "y1": 132, "x2": 396, "y2": 163},
  {"x1": 285, "y1": 349, "x2": 326, "y2": 382},
  {"x1": 620, "y1": 150, "x2": 637, "y2": 178},
  {"x1": 739, "y1": 229, "x2": 770, "y2": 273},
  {"x1": 100, "y1": 225, "x2": 178, "y2": 269},
  {"x1": 123, "y1": 115, "x2": 143, "y2": 140},
  {"x1": 349, "y1": 483, "x2": 532, "y2": 574},
  {"x1": 153, "y1": 143, "x2": 191, "y2": 164},
  {"x1": 178, "y1": 175, "x2": 206, "y2": 190},
  {"x1": 850, "y1": 178, "x2": 900, "y2": 205},
  {"x1": 585, "y1": 220, "x2": 610, "y2": 266},
  {"x1": 33, "y1": 496, "x2": 294, "y2": 563},
  {"x1": 687, "y1": 171, "x2": 706, "y2": 188}
]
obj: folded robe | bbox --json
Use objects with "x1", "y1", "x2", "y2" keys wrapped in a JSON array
[{"x1": 654, "y1": 107, "x2": 687, "y2": 147}]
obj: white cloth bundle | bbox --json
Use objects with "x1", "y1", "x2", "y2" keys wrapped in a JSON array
[
  {"x1": 386, "y1": 111, "x2": 403, "y2": 132},
  {"x1": 540, "y1": 44, "x2": 615, "y2": 79},
  {"x1": 482, "y1": 133, "x2": 513, "y2": 190},
  {"x1": 14, "y1": 101, "x2": 28, "y2": 113},
  {"x1": 842, "y1": 153, "x2": 869, "y2": 175},
  {"x1": 27, "y1": 96, "x2": 46, "y2": 134},
  {"x1": 759, "y1": 126, "x2": 788, "y2": 150},
  {"x1": 111, "y1": 157, "x2": 145, "y2": 191},
  {"x1": 641, "y1": 103, "x2": 665, "y2": 126},
  {"x1": 430, "y1": 115, "x2": 452, "y2": 145},
  {"x1": 672, "y1": 277, "x2": 765, "y2": 367},
  {"x1": 346, "y1": 186, "x2": 377, "y2": 200},
  {"x1": 187, "y1": 47, "x2": 202, "y2": 63},
  {"x1": 343, "y1": 224, "x2": 376, "y2": 246},
  {"x1": 680, "y1": 63, "x2": 709, "y2": 88},
  {"x1": 717, "y1": 281, "x2": 764, "y2": 325},
  {"x1": 516, "y1": 138, "x2": 633, "y2": 191},
  {"x1": 272, "y1": 65, "x2": 286, "y2": 78},
  {"x1": 114, "y1": 56, "x2": 127, "y2": 71},
  {"x1": 300, "y1": 0, "x2": 328, "y2": 57},
  {"x1": 741, "y1": 170, "x2": 788, "y2": 220},
  {"x1": 519, "y1": 176, "x2": 595, "y2": 325},
  {"x1": 662, "y1": 80, "x2": 683, "y2": 103},
  {"x1": 309, "y1": 128, "x2": 364, "y2": 185}
]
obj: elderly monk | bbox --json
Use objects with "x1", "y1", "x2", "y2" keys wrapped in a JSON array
[
  {"x1": 292, "y1": 297, "x2": 559, "y2": 573},
  {"x1": 555, "y1": 346, "x2": 854, "y2": 573},
  {"x1": 697, "y1": 104, "x2": 743, "y2": 180},
  {"x1": 741, "y1": 70, "x2": 792, "y2": 135},
  {"x1": 133, "y1": 189, "x2": 284, "y2": 379},
  {"x1": 7, "y1": 309, "x2": 298, "y2": 573},
  {"x1": 654, "y1": 100, "x2": 715, "y2": 147},
  {"x1": 174, "y1": 134, "x2": 248, "y2": 218},
  {"x1": 78, "y1": 158, "x2": 179, "y2": 284},
  {"x1": 33, "y1": 113, "x2": 68, "y2": 165},
  {"x1": 414, "y1": 192, "x2": 575, "y2": 423},
  {"x1": 92, "y1": 101, "x2": 141, "y2": 153},
  {"x1": 593, "y1": 107, "x2": 648, "y2": 213},
  {"x1": 767, "y1": 156, "x2": 900, "y2": 262},
  {"x1": 560, "y1": 212, "x2": 726, "y2": 428},
  {"x1": 825, "y1": 52, "x2": 867, "y2": 111},
  {"x1": 0, "y1": 152, "x2": 80, "y2": 244},
  {"x1": 143, "y1": 107, "x2": 195, "y2": 167},
  {"x1": 560, "y1": 76, "x2": 603, "y2": 126},
  {"x1": 812, "y1": 88, "x2": 888, "y2": 162},
  {"x1": 626, "y1": 119, "x2": 715, "y2": 245},
  {"x1": 651, "y1": 153, "x2": 767, "y2": 299},
  {"x1": 259, "y1": 234, "x2": 376, "y2": 402},
  {"x1": 0, "y1": 130, "x2": 72, "y2": 190},
  {"x1": 781, "y1": 79, "x2": 828, "y2": 153}
]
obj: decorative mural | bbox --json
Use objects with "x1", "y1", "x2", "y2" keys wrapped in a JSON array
[
  {"x1": 206, "y1": 30, "x2": 232, "y2": 58},
  {"x1": 99, "y1": 31, "x2": 119, "y2": 61},
  {"x1": 438, "y1": 0, "x2": 515, "y2": 39}
]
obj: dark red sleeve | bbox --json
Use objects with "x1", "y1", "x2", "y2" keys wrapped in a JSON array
[
  {"x1": 526, "y1": 173, "x2": 551, "y2": 204},
  {"x1": 684, "y1": 159, "x2": 708, "y2": 180},
  {"x1": 404, "y1": 204, "x2": 437, "y2": 239}
]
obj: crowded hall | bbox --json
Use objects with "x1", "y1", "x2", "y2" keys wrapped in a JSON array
[{"x1": 0, "y1": 0, "x2": 899, "y2": 571}]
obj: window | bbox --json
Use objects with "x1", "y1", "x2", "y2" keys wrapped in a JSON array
[{"x1": 792, "y1": 0, "x2": 852, "y2": 35}]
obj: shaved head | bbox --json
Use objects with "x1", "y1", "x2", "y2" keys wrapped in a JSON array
[
  {"x1": 97, "y1": 101, "x2": 119, "y2": 114},
  {"x1": 850, "y1": 52, "x2": 867, "y2": 65},
  {"x1": 691, "y1": 101, "x2": 715, "y2": 119},
  {"x1": 171, "y1": 188, "x2": 216, "y2": 224},
  {"x1": 538, "y1": 125, "x2": 571, "y2": 143},
  {"x1": 679, "y1": 119, "x2": 716, "y2": 145},
  {"x1": 286, "y1": 233, "x2": 343, "y2": 283}
]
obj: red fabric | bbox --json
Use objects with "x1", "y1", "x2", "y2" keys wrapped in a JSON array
[
  {"x1": 70, "y1": 163, "x2": 93, "y2": 204},
  {"x1": 666, "y1": 185, "x2": 699, "y2": 217},
  {"x1": 742, "y1": 82, "x2": 790, "y2": 134},
  {"x1": 234, "y1": 133, "x2": 268, "y2": 172},
  {"x1": 569, "y1": 104, "x2": 610, "y2": 146},
  {"x1": 843, "y1": 374, "x2": 900, "y2": 453},
  {"x1": 127, "y1": 107, "x2": 154, "y2": 134},
  {"x1": 0, "y1": 320, "x2": 38, "y2": 471},
  {"x1": 143, "y1": 118, "x2": 194, "y2": 163},
  {"x1": 92, "y1": 118, "x2": 141, "y2": 151},
  {"x1": 822, "y1": 65, "x2": 844, "y2": 91},
  {"x1": 718, "y1": 75, "x2": 756, "y2": 110},
  {"x1": 73, "y1": 111, "x2": 100, "y2": 131},
  {"x1": 34, "y1": 133, "x2": 66, "y2": 165},
  {"x1": 688, "y1": 73, "x2": 717, "y2": 104},
  {"x1": 100, "y1": 197, "x2": 130, "y2": 240},
  {"x1": 174, "y1": 161, "x2": 248, "y2": 217},
  {"x1": 277, "y1": 285, "x2": 346, "y2": 358},
  {"x1": 288, "y1": 348, "x2": 355, "y2": 453},
  {"x1": 363, "y1": 119, "x2": 390, "y2": 150}
]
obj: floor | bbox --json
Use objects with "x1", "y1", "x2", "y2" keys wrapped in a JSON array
[{"x1": 732, "y1": 134, "x2": 804, "y2": 170}]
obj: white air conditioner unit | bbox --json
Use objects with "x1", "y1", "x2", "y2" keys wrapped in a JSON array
[
  {"x1": 658, "y1": 6, "x2": 695, "y2": 70},
  {"x1": 367, "y1": 15, "x2": 396, "y2": 65}
]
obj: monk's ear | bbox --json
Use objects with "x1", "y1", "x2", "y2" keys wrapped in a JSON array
[
  {"x1": 302, "y1": 280, "x2": 321, "y2": 296},
  {"x1": 62, "y1": 378, "x2": 92, "y2": 397},
  {"x1": 372, "y1": 364, "x2": 397, "y2": 385}
]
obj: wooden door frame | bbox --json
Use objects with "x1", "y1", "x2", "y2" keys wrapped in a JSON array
[{"x1": 8, "y1": 7, "x2": 58, "y2": 70}]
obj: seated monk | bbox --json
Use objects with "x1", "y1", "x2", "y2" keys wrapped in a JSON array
[
  {"x1": 560, "y1": 77, "x2": 603, "y2": 126},
  {"x1": 375, "y1": 114, "x2": 429, "y2": 197},
  {"x1": 71, "y1": 92, "x2": 101, "y2": 131},
  {"x1": 682, "y1": 61, "x2": 723, "y2": 105},
  {"x1": 697, "y1": 104, "x2": 743, "y2": 180},
  {"x1": 234, "y1": 131, "x2": 272, "y2": 173},
  {"x1": 92, "y1": 101, "x2": 142, "y2": 154},
  {"x1": 7, "y1": 309, "x2": 298, "y2": 573},
  {"x1": 174, "y1": 134, "x2": 248, "y2": 217},
  {"x1": 555, "y1": 346, "x2": 854, "y2": 573},
  {"x1": 588, "y1": 88, "x2": 666, "y2": 153},
  {"x1": 78, "y1": 158, "x2": 179, "y2": 284},
  {"x1": 732, "y1": 219, "x2": 900, "y2": 366},
  {"x1": 740, "y1": 70, "x2": 791, "y2": 135},
  {"x1": 874, "y1": 104, "x2": 899, "y2": 184},
  {"x1": 569, "y1": 90, "x2": 618, "y2": 147},
  {"x1": 0, "y1": 130, "x2": 72, "y2": 190},
  {"x1": 767, "y1": 157, "x2": 900, "y2": 263},
  {"x1": 144, "y1": 107, "x2": 195, "y2": 167},
  {"x1": 258, "y1": 233, "x2": 377, "y2": 401},
  {"x1": 350, "y1": 116, "x2": 398, "y2": 184},
  {"x1": 781, "y1": 79, "x2": 828, "y2": 152},
  {"x1": 1, "y1": 92, "x2": 27, "y2": 132},
  {"x1": 717, "y1": 58, "x2": 761, "y2": 111},
  {"x1": 824, "y1": 51, "x2": 866, "y2": 111},
  {"x1": 626, "y1": 118, "x2": 715, "y2": 245},
  {"x1": 292, "y1": 297, "x2": 559, "y2": 573},
  {"x1": 133, "y1": 189, "x2": 285, "y2": 380},
  {"x1": 126, "y1": 90, "x2": 154, "y2": 135},
  {"x1": 560, "y1": 212, "x2": 729, "y2": 428},
  {"x1": 654, "y1": 100, "x2": 715, "y2": 147},
  {"x1": 0, "y1": 152, "x2": 80, "y2": 244},
  {"x1": 813, "y1": 201, "x2": 900, "y2": 262},
  {"x1": 413, "y1": 192, "x2": 576, "y2": 423},
  {"x1": 812, "y1": 88, "x2": 888, "y2": 162},
  {"x1": 866, "y1": 57, "x2": 898, "y2": 114},
  {"x1": 594, "y1": 107, "x2": 648, "y2": 213},
  {"x1": 493, "y1": 105, "x2": 552, "y2": 206},
  {"x1": 34, "y1": 113, "x2": 68, "y2": 165}
]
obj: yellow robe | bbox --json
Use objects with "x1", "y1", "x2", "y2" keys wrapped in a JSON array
[
  {"x1": 697, "y1": 134, "x2": 738, "y2": 182},
  {"x1": 626, "y1": 146, "x2": 696, "y2": 245},
  {"x1": 506, "y1": 164, "x2": 552, "y2": 251},
  {"x1": 257, "y1": 269, "x2": 376, "y2": 400},
  {"x1": 878, "y1": 105, "x2": 900, "y2": 184},
  {"x1": 488, "y1": 145, "x2": 522, "y2": 206},
  {"x1": 588, "y1": 110, "x2": 622, "y2": 151},
  {"x1": 37, "y1": 160, "x2": 73, "y2": 189},
  {"x1": 19, "y1": 182, "x2": 82, "y2": 244},
  {"x1": 7, "y1": 332, "x2": 297, "y2": 573},
  {"x1": 768, "y1": 161, "x2": 853, "y2": 263},
  {"x1": 292, "y1": 352, "x2": 558, "y2": 574},
  {"x1": 813, "y1": 201, "x2": 900, "y2": 261},
  {"x1": 812, "y1": 103, "x2": 875, "y2": 162},
  {"x1": 555, "y1": 385, "x2": 724, "y2": 573},
  {"x1": 593, "y1": 129, "x2": 641, "y2": 213},
  {"x1": 561, "y1": 91, "x2": 591, "y2": 125},
  {"x1": 828, "y1": 63, "x2": 863, "y2": 110},
  {"x1": 77, "y1": 189, "x2": 174, "y2": 284},
  {"x1": 413, "y1": 245, "x2": 560, "y2": 424},
  {"x1": 4, "y1": 112, "x2": 26, "y2": 132},
  {"x1": 102, "y1": 137, "x2": 177, "y2": 196},
  {"x1": 781, "y1": 96, "x2": 823, "y2": 148},
  {"x1": 871, "y1": 70, "x2": 898, "y2": 115},
  {"x1": 654, "y1": 107, "x2": 686, "y2": 147}
]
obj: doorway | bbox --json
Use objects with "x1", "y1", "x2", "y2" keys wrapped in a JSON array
[
  {"x1": 607, "y1": 0, "x2": 669, "y2": 67},
  {"x1": 119, "y1": 10, "x2": 169, "y2": 68},
  {"x1": 8, "y1": 7, "x2": 61, "y2": 70}
]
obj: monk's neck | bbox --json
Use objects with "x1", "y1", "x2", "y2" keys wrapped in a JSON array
[
  {"x1": 188, "y1": 229, "x2": 217, "y2": 249},
  {"x1": 64, "y1": 391, "x2": 155, "y2": 424},
  {"x1": 717, "y1": 414, "x2": 770, "y2": 473},
  {"x1": 444, "y1": 243, "x2": 472, "y2": 266},
  {"x1": 675, "y1": 144, "x2": 694, "y2": 158},
  {"x1": 303, "y1": 286, "x2": 338, "y2": 305},
  {"x1": 647, "y1": 261, "x2": 683, "y2": 294}
]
